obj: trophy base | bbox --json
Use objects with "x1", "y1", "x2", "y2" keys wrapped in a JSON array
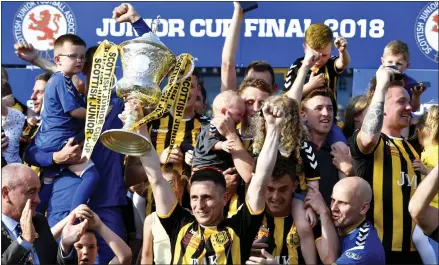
[{"x1": 100, "y1": 129, "x2": 152, "y2": 157}]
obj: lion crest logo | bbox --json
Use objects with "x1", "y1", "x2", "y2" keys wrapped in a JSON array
[
  {"x1": 14, "y1": 2, "x2": 76, "y2": 51},
  {"x1": 414, "y1": 2, "x2": 439, "y2": 63}
]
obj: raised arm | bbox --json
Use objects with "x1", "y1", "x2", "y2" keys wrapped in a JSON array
[
  {"x1": 112, "y1": 3, "x2": 152, "y2": 36},
  {"x1": 246, "y1": 103, "x2": 284, "y2": 213},
  {"x1": 51, "y1": 204, "x2": 93, "y2": 241},
  {"x1": 334, "y1": 36, "x2": 350, "y2": 70},
  {"x1": 356, "y1": 66, "x2": 398, "y2": 154},
  {"x1": 286, "y1": 51, "x2": 320, "y2": 101},
  {"x1": 138, "y1": 124, "x2": 178, "y2": 216},
  {"x1": 409, "y1": 165, "x2": 439, "y2": 236},
  {"x1": 14, "y1": 43, "x2": 85, "y2": 92},
  {"x1": 221, "y1": 2, "x2": 244, "y2": 92}
]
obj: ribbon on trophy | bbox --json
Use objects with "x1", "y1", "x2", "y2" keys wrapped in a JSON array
[
  {"x1": 129, "y1": 53, "x2": 195, "y2": 160},
  {"x1": 82, "y1": 40, "x2": 118, "y2": 159}
]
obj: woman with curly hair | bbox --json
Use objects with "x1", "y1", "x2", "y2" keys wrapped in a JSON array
[{"x1": 253, "y1": 94, "x2": 321, "y2": 265}]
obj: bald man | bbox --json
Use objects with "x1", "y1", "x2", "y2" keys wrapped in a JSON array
[
  {"x1": 305, "y1": 177, "x2": 385, "y2": 265},
  {"x1": 1, "y1": 163, "x2": 78, "y2": 264}
]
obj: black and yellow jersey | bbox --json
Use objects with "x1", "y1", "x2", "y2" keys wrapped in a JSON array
[
  {"x1": 284, "y1": 56, "x2": 344, "y2": 101},
  {"x1": 255, "y1": 214, "x2": 322, "y2": 265},
  {"x1": 148, "y1": 112, "x2": 209, "y2": 177},
  {"x1": 351, "y1": 130, "x2": 421, "y2": 252},
  {"x1": 224, "y1": 181, "x2": 246, "y2": 218},
  {"x1": 158, "y1": 201, "x2": 264, "y2": 264},
  {"x1": 295, "y1": 141, "x2": 320, "y2": 193}
]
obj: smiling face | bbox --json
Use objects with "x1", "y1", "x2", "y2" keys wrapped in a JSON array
[
  {"x1": 302, "y1": 95, "x2": 334, "y2": 135},
  {"x1": 266, "y1": 174, "x2": 297, "y2": 216},
  {"x1": 31, "y1": 80, "x2": 46, "y2": 114},
  {"x1": 384, "y1": 85, "x2": 412, "y2": 129},
  {"x1": 190, "y1": 181, "x2": 226, "y2": 226}
]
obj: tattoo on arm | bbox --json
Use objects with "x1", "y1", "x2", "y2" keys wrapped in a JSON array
[{"x1": 361, "y1": 102, "x2": 384, "y2": 135}]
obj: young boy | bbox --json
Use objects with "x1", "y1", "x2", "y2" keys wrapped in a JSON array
[
  {"x1": 192, "y1": 90, "x2": 245, "y2": 172},
  {"x1": 284, "y1": 23, "x2": 351, "y2": 163},
  {"x1": 381, "y1": 40, "x2": 426, "y2": 112},
  {"x1": 33, "y1": 34, "x2": 100, "y2": 213}
]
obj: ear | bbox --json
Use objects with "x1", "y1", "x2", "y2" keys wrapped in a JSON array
[
  {"x1": 221, "y1": 108, "x2": 227, "y2": 116},
  {"x1": 1, "y1": 186, "x2": 10, "y2": 202},
  {"x1": 353, "y1": 113, "x2": 361, "y2": 122},
  {"x1": 360, "y1": 202, "x2": 370, "y2": 215},
  {"x1": 380, "y1": 57, "x2": 384, "y2": 65},
  {"x1": 300, "y1": 110, "x2": 307, "y2": 121},
  {"x1": 54, "y1": 55, "x2": 61, "y2": 65},
  {"x1": 223, "y1": 191, "x2": 228, "y2": 207},
  {"x1": 406, "y1": 62, "x2": 411, "y2": 69}
]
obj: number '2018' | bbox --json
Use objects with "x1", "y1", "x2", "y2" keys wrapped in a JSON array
[{"x1": 324, "y1": 19, "x2": 385, "y2": 38}]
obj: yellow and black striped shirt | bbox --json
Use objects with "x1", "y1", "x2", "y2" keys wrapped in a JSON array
[
  {"x1": 351, "y1": 131, "x2": 421, "y2": 252},
  {"x1": 255, "y1": 214, "x2": 322, "y2": 265},
  {"x1": 148, "y1": 113, "x2": 209, "y2": 177},
  {"x1": 158, "y1": 201, "x2": 263, "y2": 264},
  {"x1": 284, "y1": 56, "x2": 343, "y2": 101}
]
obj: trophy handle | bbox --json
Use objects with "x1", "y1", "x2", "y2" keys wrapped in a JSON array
[{"x1": 179, "y1": 57, "x2": 197, "y2": 82}]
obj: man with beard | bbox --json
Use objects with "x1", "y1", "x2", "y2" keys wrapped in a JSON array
[
  {"x1": 252, "y1": 156, "x2": 339, "y2": 265},
  {"x1": 350, "y1": 65, "x2": 422, "y2": 263},
  {"x1": 305, "y1": 177, "x2": 385, "y2": 264}
]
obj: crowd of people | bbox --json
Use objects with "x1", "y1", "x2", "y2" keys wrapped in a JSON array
[{"x1": 1, "y1": 2, "x2": 438, "y2": 265}]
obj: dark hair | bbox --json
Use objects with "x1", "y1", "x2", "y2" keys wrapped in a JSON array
[
  {"x1": 83, "y1": 45, "x2": 99, "y2": 75},
  {"x1": 35, "y1": 72, "x2": 52, "y2": 82},
  {"x1": 244, "y1": 61, "x2": 276, "y2": 86},
  {"x1": 1, "y1": 67, "x2": 9, "y2": 82},
  {"x1": 190, "y1": 168, "x2": 226, "y2": 192},
  {"x1": 191, "y1": 68, "x2": 203, "y2": 87},
  {"x1": 1, "y1": 79, "x2": 12, "y2": 98},
  {"x1": 200, "y1": 85, "x2": 207, "y2": 104},
  {"x1": 271, "y1": 155, "x2": 297, "y2": 182},
  {"x1": 238, "y1": 77, "x2": 273, "y2": 95},
  {"x1": 301, "y1": 87, "x2": 338, "y2": 116},
  {"x1": 54, "y1": 34, "x2": 86, "y2": 51}
]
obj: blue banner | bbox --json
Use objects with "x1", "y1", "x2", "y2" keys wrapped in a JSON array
[{"x1": 2, "y1": 1, "x2": 438, "y2": 68}]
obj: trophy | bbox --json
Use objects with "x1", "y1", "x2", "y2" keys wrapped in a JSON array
[{"x1": 100, "y1": 26, "x2": 178, "y2": 156}]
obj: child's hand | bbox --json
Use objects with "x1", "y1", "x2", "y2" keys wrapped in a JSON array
[
  {"x1": 305, "y1": 207, "x2": 317, "y2": 228},
  {"x1": 334, "y1": 36, "x2": 348, "y2": 52},
  {"x1": 412, "y1": 159, "x2": 430, "y2": 175},
  {"x1": 27, "y1": 116, "x2": 39, "y2": 127},
  {"x1": 307, "y1": 72, "x2": 326, "y2": 89},
  {"x1": 221, "y1": 140, "x2": 235, "y2": 153},
  {"x1": 411, "y1": 84, "x2": 427, "y2": 97},
  {"x1": 302, "y1": 50, "x2": 321, "y2": 69}
]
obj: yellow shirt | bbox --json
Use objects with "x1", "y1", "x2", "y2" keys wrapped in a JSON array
[{"x1": 421, "y1": 145, "x2": 438, "y2": 208}]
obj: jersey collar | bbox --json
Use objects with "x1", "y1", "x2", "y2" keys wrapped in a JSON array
[{"x1": 338, "y1": 217, "x2": 366, "y2": 236}]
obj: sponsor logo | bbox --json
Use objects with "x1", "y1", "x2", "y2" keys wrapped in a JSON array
[
  {"x1": 414, "y1": 2, "x2": 439, "y2": 63},
  {"x1": 346, "y1": 251, "x2": 362, "y2": 260},
  {"x1": 13, "y1": 1, "x2": 76, "y2": 52}
]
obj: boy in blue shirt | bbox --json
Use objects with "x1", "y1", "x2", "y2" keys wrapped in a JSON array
[
  {"x1": 381, "y1": 40, "x2": 426, "y2": 112},
  {"x1": 34, "y1": 34, "x2": 100, "y2": 213}
]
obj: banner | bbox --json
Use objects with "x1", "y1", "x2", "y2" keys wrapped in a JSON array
[
  {"x1": 2, "y1": 1, "x2": 438, "y2": 69},
  {"x1": 82, "y1": 40, "x2": 118, "y2": 159}
]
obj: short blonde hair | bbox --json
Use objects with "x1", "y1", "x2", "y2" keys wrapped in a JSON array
[
  {"x1": 212, "y1": 90, "x2": 244, "y2": 117},
  {"x1": 305, "y1": 24, "x2": 334, "y2": 50},
  {"x1": 383, "y1": 40, "x2": 410, "y2": 62}
]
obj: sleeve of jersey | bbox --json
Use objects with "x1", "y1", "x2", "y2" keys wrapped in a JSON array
[
  {"x1": 205, "y1": 124, "x2": 221, "y2": 151},
  {"x1": 55, "y1": 77, "x2": 83, "y2": 113},
  {"x1": 23, "y1": 139, "x2": 55, "y2": 167},
  {"x1": 329, "y1": 56, "x2": 344, "y2": 75},
  {"x1": 349, "y1": 130, "x2": 381, "y2": 159},
  {"x1": 225, "y1": 201, "x2": 264, "y2": 262},
  {"x1": 333, "y1": 248, "x2": 377, "y2": 265},
  {"x1": 300, "y1": 141, "x2": 320, "y2": 181},
  {"x1": 158, "y1": 202, "x2": 193, "y2": 240},
  {"x1": 283, "y1": 63, "x2": 299, "y2": 92}
]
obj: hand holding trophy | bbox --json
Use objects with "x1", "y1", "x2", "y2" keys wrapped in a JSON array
[{"x1": 99, "y1": 17, "x2": 196, "y2": 157}]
